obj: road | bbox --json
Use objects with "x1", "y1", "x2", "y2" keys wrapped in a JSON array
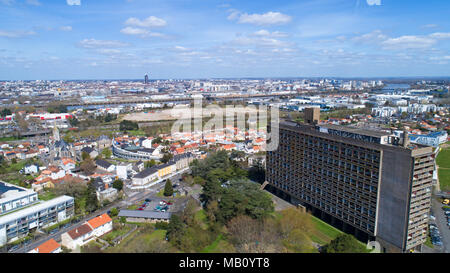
[{"x1": 431, "y1": 197, "x2": 450, "y2": 253}]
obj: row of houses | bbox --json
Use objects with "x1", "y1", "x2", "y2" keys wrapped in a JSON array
[
  {"x1": 28, "y1": 212, "x2": 114, "y2": 253},
  {"x1": 61, "y1": 213, "x2": 113, "y2": 250},
  {"x1": 131, "y1": 153, "x2": 194, "y2": 187}
]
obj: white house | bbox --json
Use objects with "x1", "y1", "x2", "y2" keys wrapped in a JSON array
[
  {"x1": 86, "y1": 213, "x2": 113, "y2": 237},
  {"x1": 132, "y1": 167, "x2": 159, "y2": 186},
  {"x1": 140, "y1": 138, "x2": 153, "y2": 149},
  {"x1": 61, "y1": 223, "x2": 95, "y2": 250},
  {"x1": 61, "y1": 213, "x2": 113, "y2": 250},
  {"x1": 95, "y1": 159, "x2": 116, "y2": 172},
  {"x1": 21, "y1": 164, "x2": 39, "y2": 175}
]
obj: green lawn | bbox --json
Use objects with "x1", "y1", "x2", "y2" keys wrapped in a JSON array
[
  {"x1": 194, "y1": 210, "x2": 208, "y2": 229},
  {"x1": 437, "y1": 146, "x2": 450, "y2": 191},
  {"x1": 438, "y1": 169, "x2": 450, "y2": 192},
  {"x1": 201, "y1": 234, "x2": 223, "y2": 253},
  {"x1": 102, "y1": 224, "x2": 132, "y2": 242},
  {"x1": 201, "y1": 234, "x2": 235, "y2": 253},
  {"x1": 127, "y1": 204, "x2": 138, "y2": 210},
  {"x1": 0, "y1": 136, "x2": 24, "y2": 142},
  {"x1": 127, "y1": 130, "x2": 146, "y2": 137},
  {"x1": 309, "y1": 216, "x2": 342, "y2": 245},
  {"x1": 144, "y1": 229, "x2": 166, "y2": 241},
  {"x1": 437, "y1": 146, "x2": 450, "y2": 167},
  {"x1": 38, "y1": 191, "x2": 56, "y2": 201}
]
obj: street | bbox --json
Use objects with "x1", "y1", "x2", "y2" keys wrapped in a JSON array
[{"x1": 431, "y1": 197, "x2": 450, "y2": 253}]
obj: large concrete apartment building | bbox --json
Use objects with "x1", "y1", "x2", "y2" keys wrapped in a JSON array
[{"x1": 266, "y1": 108, "x2": 435, "y2": 253}]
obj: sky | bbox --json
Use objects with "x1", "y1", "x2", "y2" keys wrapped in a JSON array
[{"x1": 1, "y1": 0, "x2": 450, "y2": 80}]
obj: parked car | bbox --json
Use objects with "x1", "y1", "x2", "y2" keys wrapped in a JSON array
[
  {"x1": 49, "y1": 229, "x2": 59, "y2": 235},
  {"x1": 432, "y1": 238, "x2": 443, "y2": 246},
  {"x1": 145, "y1": 198, "x2": 150, "y2": 202},
  {"x1": 8, "y1": 245, "x2": 20, "y2": 253}
]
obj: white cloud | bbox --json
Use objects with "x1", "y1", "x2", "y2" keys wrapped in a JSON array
[
  {"x1": 382, "y1": 35, "x2": 436, "y2": 50},
  {"x1": 252, "y1": 30, "x2": 288, "y2": 38},
  {"x1": 120, "y1": 27, "x2": 165, "y2": 38},
  {"x1": 0, "y1": 30, "x2": 36, "y2": 38},
  {"x1": 60, "y1": 26, "x2": 72, "y2": 31},
  {"x1": 352, "y1": 30, "x2": 388, "y2": 43},
  {"x1": 366, "y1": 0, "x2": 381, "y2": 6},
  {"x1": 173, "y1": 46, "x2": 189, "y2": 51},
  {"x1": 422, "y1": 24, "x2": 439, "y2": 29},
  {"x1": 67, "y1": 0, "x2": 80, "y2": 5},
  {"x1": 429, "y1": 32, "x2": 450, "y2": 39},
  {"x1": 125, "y1": 16, "x2": 167, "y2": 28},
  {"x1": 79, "y1": 39, "x2": 130, "y2": 49},
  {"x1": 97, "y1": 49, "x2": 121, "y2": 55},
  {"x1": 230, "y1": 11, "x2": 292, "y2": 26},
  {"x1": 430, "y1": 56, "x2": 450, "y2": 60},
  {"x1": 26, "y1": 0, "x2": 41, "y2": 5}
]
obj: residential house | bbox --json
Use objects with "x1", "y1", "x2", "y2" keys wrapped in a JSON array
[
  {"x1": 61, "y1": 223, "x2": 94, "y2": 250},
  {"x1": 86, "y1": 213, "x2": 112, "y2": 237},
  {"x1": 95, "y1": 159, "x2": 115, "y2": 172},
  {"x1": 21, "y1": 164, "x2": 39, "y2": 175},
  {"x1": 80, "y1": 147, "x2": 98, "y2": 159},
  {"x1": 28, "y1": 238, "x2": 61, "y2": 253},
  {"x1": 132, "y1": 166, "x2": 159, "y2": 186}
]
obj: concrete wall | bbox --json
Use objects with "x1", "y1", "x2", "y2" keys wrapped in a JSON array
[{"x1": 376, "y1": 147, "x2": 412, "y2": 252}]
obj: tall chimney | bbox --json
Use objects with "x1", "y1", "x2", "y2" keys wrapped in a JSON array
[
  {"x1": 403, "y1": 130, "x2": 410, "y2": 148},
  {"x1": 304, "y1": 107, "x2": 320, "y2": 125}
]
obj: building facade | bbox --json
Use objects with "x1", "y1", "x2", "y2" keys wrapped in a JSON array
[
  {"x1": 266, "y1": 119, "x2": 434, "y2": 253},
  {"x1": 0, "y1": 195, "x2": 74, "y2": 246},
  {"x1": 0, "y1": 182, "x2": 39, "y2": 215}
]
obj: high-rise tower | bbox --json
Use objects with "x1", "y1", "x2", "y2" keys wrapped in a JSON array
[{"x1": 266, "y1": 108, "x2": 435, "y2": 253}]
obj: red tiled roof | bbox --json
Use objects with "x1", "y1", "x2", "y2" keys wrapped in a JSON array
[
  {"x1": 33, "y1": 239, "x2": 60, "y2": 253},
  {"x1": 67, "y1": 223, "x2": 93, "y2": 240},
  {"x1": 87, "y1": 213, "x2": 112, "y2": 230}
]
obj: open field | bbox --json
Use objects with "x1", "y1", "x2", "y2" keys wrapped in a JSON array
[
  {"x1": 123, "y1": 106, "x2": 265, "y2": 122},
  {"x1": 437, "y1": 145, "x2": 450, "y2": 191}
]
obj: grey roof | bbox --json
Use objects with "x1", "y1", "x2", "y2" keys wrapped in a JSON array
[
  {"x1": 55, "y1": 140, "x2": 69, "y2": 149},
  {"x1": 137, "y1": 148, "x2": 155, "y2": 154},
  {"x1": 0, "y1": 181, "x2": 25, "y2": 195},
  {"x1": 319, "y1": 124, "x2": 391, "y2": 138},
  {"x1": 118, "y1": 209, "x2": 172, "y2": 220},
  {"x1": 81, "y1": 146, "x2": 95, "y2": 154},
  {"x1": 95, "y1": 159, "x2": 113, "y2": 169},
  {"x1": 134, "y1": 166, "x2": 159, "y2": 179},
  {"x1": 171, "y1": 152, "x2": 193, "y2": 162}
]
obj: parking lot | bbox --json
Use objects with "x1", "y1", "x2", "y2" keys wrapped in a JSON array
[{"x1": 429, "y1": 197, "x2": 450, "y2": 253}]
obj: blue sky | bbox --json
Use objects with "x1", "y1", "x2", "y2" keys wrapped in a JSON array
[{"x1": 1, "y1": 0, "x2": 450, "y2": 80}]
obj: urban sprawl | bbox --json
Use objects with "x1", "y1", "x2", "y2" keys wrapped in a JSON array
[{"x1": 0, "y1": 77, "x2": 449, "y2": 254}]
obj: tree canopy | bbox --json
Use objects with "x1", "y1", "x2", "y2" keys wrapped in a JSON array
[{"x1": 321, "y1": 234, "x2": 368, "y2": 253}]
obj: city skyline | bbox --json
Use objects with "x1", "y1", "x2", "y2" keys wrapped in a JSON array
[{"x1": 1, "y1": 0, "x2": 450, "y2": 80}]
